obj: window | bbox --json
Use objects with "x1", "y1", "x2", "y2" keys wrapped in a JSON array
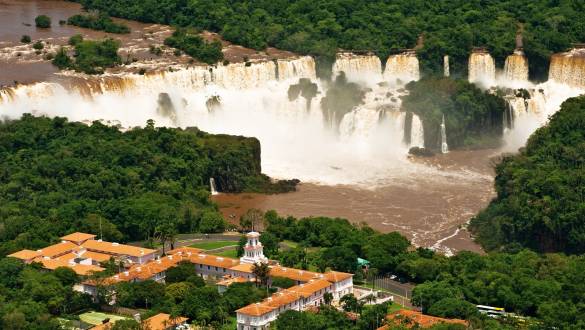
[{"x1": 207, "y1": 265, "x2": 210, "y2": 270}]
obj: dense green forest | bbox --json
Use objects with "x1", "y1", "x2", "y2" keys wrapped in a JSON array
[
  {"x1": 250, "y1": 211, "x2": 585, "y2": 329},
  {"x1": 402, "y1": 77, "x2": 506, "y2": 151},
  {"x1": 67, "y1": 13, "x2": 130, "y2": 34},
  {"x1": 52, "y1": 37, "x2": 121, "y2": 74},
  {"x1": 0, "y1": 115, "x2": 295, "y2": 256},
  {"x1": 470, "y1": 95, "x2": 585, "y2": 254},
  {"x1": 163, "y1": 29, "x2": 224, "y2": 65},
  {"x1": 72, "y1": 0, "x2": 585, "y2": 79}
]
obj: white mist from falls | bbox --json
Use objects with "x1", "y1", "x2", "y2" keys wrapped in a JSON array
[{"x1": 0, "y1": 54, "x2": 434, "y2": 187}]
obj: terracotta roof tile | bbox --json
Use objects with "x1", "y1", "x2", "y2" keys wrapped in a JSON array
[
  {"x1": 82, "y1": 240, "x2": 156, "y2": 258},
  {"x1": 230, "y1": 263, "x2": 254, "y2": 273},
  {"x1": 8, "y1": 249, "x2": 41, "y2": 261},
  {"x1": 143, "y1": 313, "x2": 188, "y2": 330},
  {"x1": 236, "y1": 303, "x2": 276, "y2": 317},
  {"x1": 383, "y1": 309, "x2": 469, "y2": 329},
  {"x1": 187, "y1": 253, "x2": 240, "y2": 269},
  {"x1": 61, "y1": 232, "x2": 96, "y2": 243},
  {"x1": 269, "y1": 266, "x2": 322, "y2": 282},
  {"x1": 287, "y1": 279, "x2": 332, "y2": 298},
  {"x1": 324, "y1": 271, "x2": 353, "y2": 282},
  {"x1": 37, "y1": 241, "x2": 77, "y2": 258}
]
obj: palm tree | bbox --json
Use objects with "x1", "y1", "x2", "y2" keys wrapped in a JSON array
[{"x1": 252, "y1": 262, "x2": 271, "y2": 287}]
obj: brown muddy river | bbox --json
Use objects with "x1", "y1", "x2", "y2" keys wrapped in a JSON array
[{"x1": 214, "y1": 149, "x2": 499, "y2": 255}]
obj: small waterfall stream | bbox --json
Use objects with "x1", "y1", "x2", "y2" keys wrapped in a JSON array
[
  {"x1": 210, "y1": 178, "x2": 219, "y2": 195},
  {"x1": 440, "y1": 114, "x2": 449, "y2": 154}
]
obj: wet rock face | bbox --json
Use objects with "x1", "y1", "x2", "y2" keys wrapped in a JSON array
[{"x1": 156, "y1": 92, "x2": 177, "y2": 123}]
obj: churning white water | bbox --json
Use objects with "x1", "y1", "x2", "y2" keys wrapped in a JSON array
[
  {"x1": 0, "y1": 56, "x2": 440, "y2": 187},
  {"x1": 1, "y1": 51, "x2": 583, "y2": 187}
]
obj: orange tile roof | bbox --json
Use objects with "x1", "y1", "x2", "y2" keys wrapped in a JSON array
[
  {"x1": 217, "y1": 276, "x2": 249, "y2": 287},
  {"x1": 236, "y1": 303, "x2": 276, "y2": 317},
  {"x1": 54, "y1": 252, "x2": 77, "y2": 262},
  {"x1": 288, "y1": 279, "x2": 332, "y2": 298},
  {"x1": 143, "y1": 313, "x2": 188, "y2": 330},
  {"x1": 381, "y1": 310, "x2": 469, "y2": 329},
  {"x1": 82, "y1": 251, "x2": 113, "y2": 262},
  {"x1": 61, "y1": 232, "x2": 96, "y2": 243},
  {"x1": 167, "y1": 246, "x2": 203, "y2": 255},
  {"x1": 187, "y1": 253, "x2": 240, "y2": 269},
  {"x1": 324, "y1": 271, "x2": 353, "y2": 282},
  {"x1": 269, "y1": 266, "x2": 322, "y2": 282},
  {"x1": 237, "y1": 279, "x2": 332, "y2": 317},
  {"x1": 82, "y1": 240, "x2": 156, "y2": 258},
  {"x1": 8, "y1": 249, "x2": 41, "y2": 261},
  {"x1": 230, "y1": 263, "x2": 254, "y2": 273},
  {"x1": 41, "y1": 259, "x2": 105, "y2": 275},
  {"x1": 37, "y1": 241, "x2": 77, "y2": 258},
  {"x1": 263, "y1": 290, "x2": 301, "y2": 308}
]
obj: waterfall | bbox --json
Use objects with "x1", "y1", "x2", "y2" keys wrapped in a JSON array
[
  {"x1": 213, "y1": 61, "x2": 277, "y2": 89},
  {"x1": 548, "y1": 48, "x2": 585, "y2": 89},
  {"x1": 332, "y1": 53, "x2": 382, "y2": 83},
  {"x1": 503, "y1": 50, "x2": 529, "y2": 84},
  {"x1": 383, "y1": 52, "x2": 420, "y2": 83},
  {"x1": 410, "y1": 114, "x2": 424, "y2": 148},
  {"x1": 277, "y1": 56, "x2": 317, "y2": 81},
  {"x1": 440, "y1": 114, "x2": 448, "y2": 154},
  {"x1": 468, "y1": 50, "x2": 496, "y2": 87},
  {"x1": 443, "y1": 55, "x2": 450, "y2": 77},
  {"x1": 210, "y1": 178, "x2": 219, "y2": 195}
]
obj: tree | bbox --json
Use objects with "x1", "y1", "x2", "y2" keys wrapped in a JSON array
[
  {"x1": 271, "y1": 276, "x2": 295, "y2": 289},
  {"x1": 53, "y1": 267, "x2": 78, "y2": 287},
  {"x1": 199, "y1": 210, "x2": 226, "y2": 233},
  {"x1": 239, "y1": 208, "x2": 263, "y2": 231},
  {"x1": 52, "y1": 47, "x2": 72, "y2": 69},
  {"x1": 166, "y1": 282, "x2": 194, "y2": 304},
  {"x1": 259, "y1": 231, "x2": 279, "y2": 258},
  {"x1": 364, "y1": 232, "x2": 410, "y2": 274},
  {"x1": 181, "y1": 286, "x2": 227, "y2": 325},
  {"x1": 412, "y1": 281, "x2": 463, "y2": 313},
  {"x1": 35, "y1": 15, "x2": 51, "y2": 28},
  {"x1": 323, "y1": 292, "x2": 333, "y2": 305},
  {"x1": 165, "y1": 261, "x2": 200, "y2": 284},
  {"x1": 340, "y1": 294, "x2": 362, "y2": 313},
  {"x1": 427, "y1": 298, "x2": 479, "y2": 319},
  {"x1": 223, "y1": 282, "x2": 267, "y2": 312},
  {"x1": 111, "y1": 319, "x2": 141, "y2": 330},
  {"x1": 252, "y1": 262, "x2": 270, "y2": 287},
  {"x1": 20, "y1": 35, "x2": 31, "y2": 43},
  {"x1": 320, "y1": 246, "x2": 357, "y2": 273}
]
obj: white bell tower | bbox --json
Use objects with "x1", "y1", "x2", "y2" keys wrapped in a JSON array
[{"x1": 240, "y1": 232, "x2": 268, "y2": 264}]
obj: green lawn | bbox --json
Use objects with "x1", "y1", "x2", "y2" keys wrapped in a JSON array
[
  {"x1": 79, "y1": 311, "x2": 129, "y2": 325},
  {"x1": 210, "y1": 249, "x2": 239, "y2": 258},
  {"x1": 189, "y1": 241, "x2": 238, "y2": 250}
]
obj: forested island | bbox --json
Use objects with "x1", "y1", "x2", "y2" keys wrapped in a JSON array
[
  {"x1": 402, "y1": 78, "x2": 506, "y2": 151},
  {"x1": 71, "y1": 0, "x2": 585, "y2": 79},
  {"x1": 470, "y1": 95, "x2": 585, "y2": 254}
]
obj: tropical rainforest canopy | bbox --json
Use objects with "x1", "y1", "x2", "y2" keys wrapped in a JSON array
[
  {"x1": 471, "y1": 95, "x2": 585, "y2": 254},
  {"x1": 72, "y1": 0, "x2": 585, "y2": 79}
]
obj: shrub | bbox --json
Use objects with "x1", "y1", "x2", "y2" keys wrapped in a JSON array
[
  {"x1": 20, "y1": 35, "x2": 31, "y2": 43},
  {"x1": 35, "y1": 15, "x2": 51, "y2": 28},
  {"x1": 68, "y1": 34, "x2": 83, "y2": 46},
  {"x1": 32, "y1": 41, "x2": 44, "y2": 50}
]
